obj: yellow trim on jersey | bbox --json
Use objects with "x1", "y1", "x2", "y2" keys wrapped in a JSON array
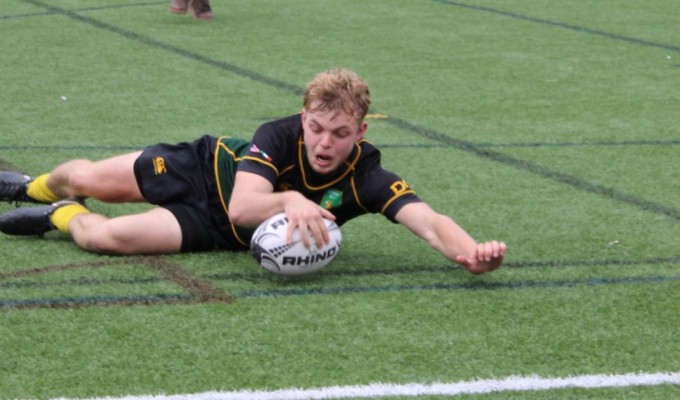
[
  {"x1": 214, "y1": 137, "x2": 248, "y2": 247},
  {"x1": 240, "y1": 155, "x2": 280, "y2": 177},
  {"x1": 350, "y1": 177, "x2": 369, "y2": 213},
  {"x1": 280, "y1": 163, "x2": 295, "y2": 176},
  {"x1": 298, "y1": 136, "x2": 363, "y2": 191},
  {"x1": 380, "y1": 190, "x2": 417, "y2": 214},
  {"x1": 218, "y1": 140, "x2": 244, "y2": 161}
]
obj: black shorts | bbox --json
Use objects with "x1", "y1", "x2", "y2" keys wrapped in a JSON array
[{"x1": 133, "y1": 135, "x2": 248, "y2": 252}]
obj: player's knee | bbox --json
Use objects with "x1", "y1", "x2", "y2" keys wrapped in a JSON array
[
  {"x1": 66, "y1": 161, "x2": 97, "y2": 195},
  {"x1": 82, "y1": 234, "x2": 121, "y2": 254},
  {"x1": 83, "y1": 224, "x2": 133, "y2": 255}
]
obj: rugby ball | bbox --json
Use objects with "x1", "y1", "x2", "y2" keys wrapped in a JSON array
[{"x1": 250, "y1": 212, "x2": 342, "y2": 276}]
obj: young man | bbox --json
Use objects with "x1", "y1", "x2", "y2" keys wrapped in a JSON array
[{"x1": 0, "y1": 68, "x2": 506, "y2": 275}]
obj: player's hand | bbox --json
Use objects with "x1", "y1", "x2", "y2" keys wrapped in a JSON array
[
  {"x1": 455, "y1": 241, "x2": 507, "y2": 275},
  {"x1": 285, "y1": 199, "x2": 336, "y2": 249}
]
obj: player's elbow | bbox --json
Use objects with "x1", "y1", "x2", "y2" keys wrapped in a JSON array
[
  {"x1": 227, "y1": 204, "x2": 245, "y2": 226},
  {"x1": 227, "y1": 199, "x2": 254, "y2": 227}
]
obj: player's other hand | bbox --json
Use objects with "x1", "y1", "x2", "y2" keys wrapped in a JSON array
[{"x1": 455, "y1": 241, "x2": 507, "y2": 275}]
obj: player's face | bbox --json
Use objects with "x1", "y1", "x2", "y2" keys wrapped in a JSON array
[{"x1": 301, "y1": 106, "x2": 367, "y2": 174}]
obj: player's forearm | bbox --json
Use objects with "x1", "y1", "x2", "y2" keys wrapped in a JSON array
[
  {"x1": 430, "y1": 215, "x2": 478, "y2": 262},
  {"x1": 229, "y1": 191, "x2": 298, "y2": 228}
]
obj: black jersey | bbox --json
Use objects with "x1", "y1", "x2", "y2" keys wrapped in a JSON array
[{"x1": 233, "y1": 114, "x2": 422, "y2": 226}]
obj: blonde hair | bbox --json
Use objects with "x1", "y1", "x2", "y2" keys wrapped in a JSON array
[{"x1": 303, "y1": 68, "x2": 371, "y2": 122}]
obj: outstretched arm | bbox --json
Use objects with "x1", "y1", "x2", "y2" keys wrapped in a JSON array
[{"x1": 394, "y1": 202, "x2": 506, "y2": 275}]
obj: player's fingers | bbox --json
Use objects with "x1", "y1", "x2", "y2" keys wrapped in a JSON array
[
  {"x1": 498, "y1": 241, "x2": 507, "y2": 258},
  {"x1": 285, "y1": 217, "x2": 297, "y2": 245},
  {"x1": 488, "y1": 241, "x2": 507, "y2": 260},
  {"x1": 320, "y1": 207, "x2": 336, "y2": 221},
  {"x1": 298, "y1": 219, "x2": 313, "y2": 248},
  {"x1": 478, "y1": 241, "x2": 492, "y2": 262},
  {"x1": 285, "y1": 213, "x2": 308, "y2": 246},
  {"x1": 309, "y1": 215, "x2": 329, "y2": 248},
  {"x1": 489, "y1": 240, "x2": 501, "y2": 261},
  {"x1": 477, "y1": 241, "x2": 503, "y2": 262}
]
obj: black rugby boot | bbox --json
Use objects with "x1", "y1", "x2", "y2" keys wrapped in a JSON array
[
  {"x1": 0, "y1": 171, "x2": 40, "y2": 205},
  {"x1": 0, "y1": 198, "x2": 84, "y2": 236}
]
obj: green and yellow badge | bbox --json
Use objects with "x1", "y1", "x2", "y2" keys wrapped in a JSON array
[{"x1": 320, "y1": 189, "x2": 342, "y2": 209}]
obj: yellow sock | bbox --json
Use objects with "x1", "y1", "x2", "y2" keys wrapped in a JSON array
[
  {"x1": 26, "y1": 174, "x2": 60, "y2": 203},
  {"x1": 50, "y1": 203, "x2": 90, "y2": 233}
]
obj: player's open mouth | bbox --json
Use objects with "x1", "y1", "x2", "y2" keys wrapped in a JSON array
[{"x1": 315, "y1": 154, "x2": 332, "y2": 167}]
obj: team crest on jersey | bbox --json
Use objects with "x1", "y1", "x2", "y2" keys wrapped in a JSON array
[
  {"x1": 321, "y1": 189, "x2": 342, "y2": 209},
  {"x1": 249, "y1": 144, "x2": 273, "y2": 162}
]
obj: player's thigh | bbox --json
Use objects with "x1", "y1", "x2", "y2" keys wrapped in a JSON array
[
  {"x1": 102, "y1": 207, "x2": 182, "y2": 254},
  {"x1": 74, "y1": 151, "x2": 143, "y2": 202}
]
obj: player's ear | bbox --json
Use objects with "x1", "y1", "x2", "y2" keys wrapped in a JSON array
[{"x1": 356, "y1": 121, "x2": 368, "y2": 142}]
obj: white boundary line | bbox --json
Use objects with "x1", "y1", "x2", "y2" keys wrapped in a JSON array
[{"x1": 53, "y1": 371, "x2": 680, "y2": 400}]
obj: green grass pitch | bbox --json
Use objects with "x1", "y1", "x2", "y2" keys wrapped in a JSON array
[{"x1": 1, "y1": 0, "x2": 678, "y2": 399}]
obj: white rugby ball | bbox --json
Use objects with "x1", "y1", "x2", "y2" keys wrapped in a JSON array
[{"x1": 250, "y1": 212, "x2": 342, "y2": 276}]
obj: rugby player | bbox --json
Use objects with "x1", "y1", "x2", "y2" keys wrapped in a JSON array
[{"x1": 0, "y1": 68, "x2": 506, "y2": 275}]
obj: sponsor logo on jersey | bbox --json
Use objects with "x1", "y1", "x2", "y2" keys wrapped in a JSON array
[
  {"x1": 390, "y1": 179, "x2": 411, "y2": 196},
  {"x1": 153, "y1": 157, "x2": 167, "y2": 175}
]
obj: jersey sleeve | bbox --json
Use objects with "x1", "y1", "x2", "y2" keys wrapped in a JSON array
[
  {"x1": 237, "y1": 118, "x2": 295, "y2": 186},
  {"x1": 355, "y1": 161, "x2": 422, "y2": 223}
]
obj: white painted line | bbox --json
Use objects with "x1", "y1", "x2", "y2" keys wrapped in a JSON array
[{"x1": 53, "y1": 371, "x2": 680, "y2": 400}]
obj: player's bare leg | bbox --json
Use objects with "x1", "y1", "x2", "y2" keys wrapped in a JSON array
[
  {"x1": 45, "y1": 151, "x2": 144, "y2": 202},
  {"x1": 68, "y1": 207, "x2": 182, "y2": 254}
]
